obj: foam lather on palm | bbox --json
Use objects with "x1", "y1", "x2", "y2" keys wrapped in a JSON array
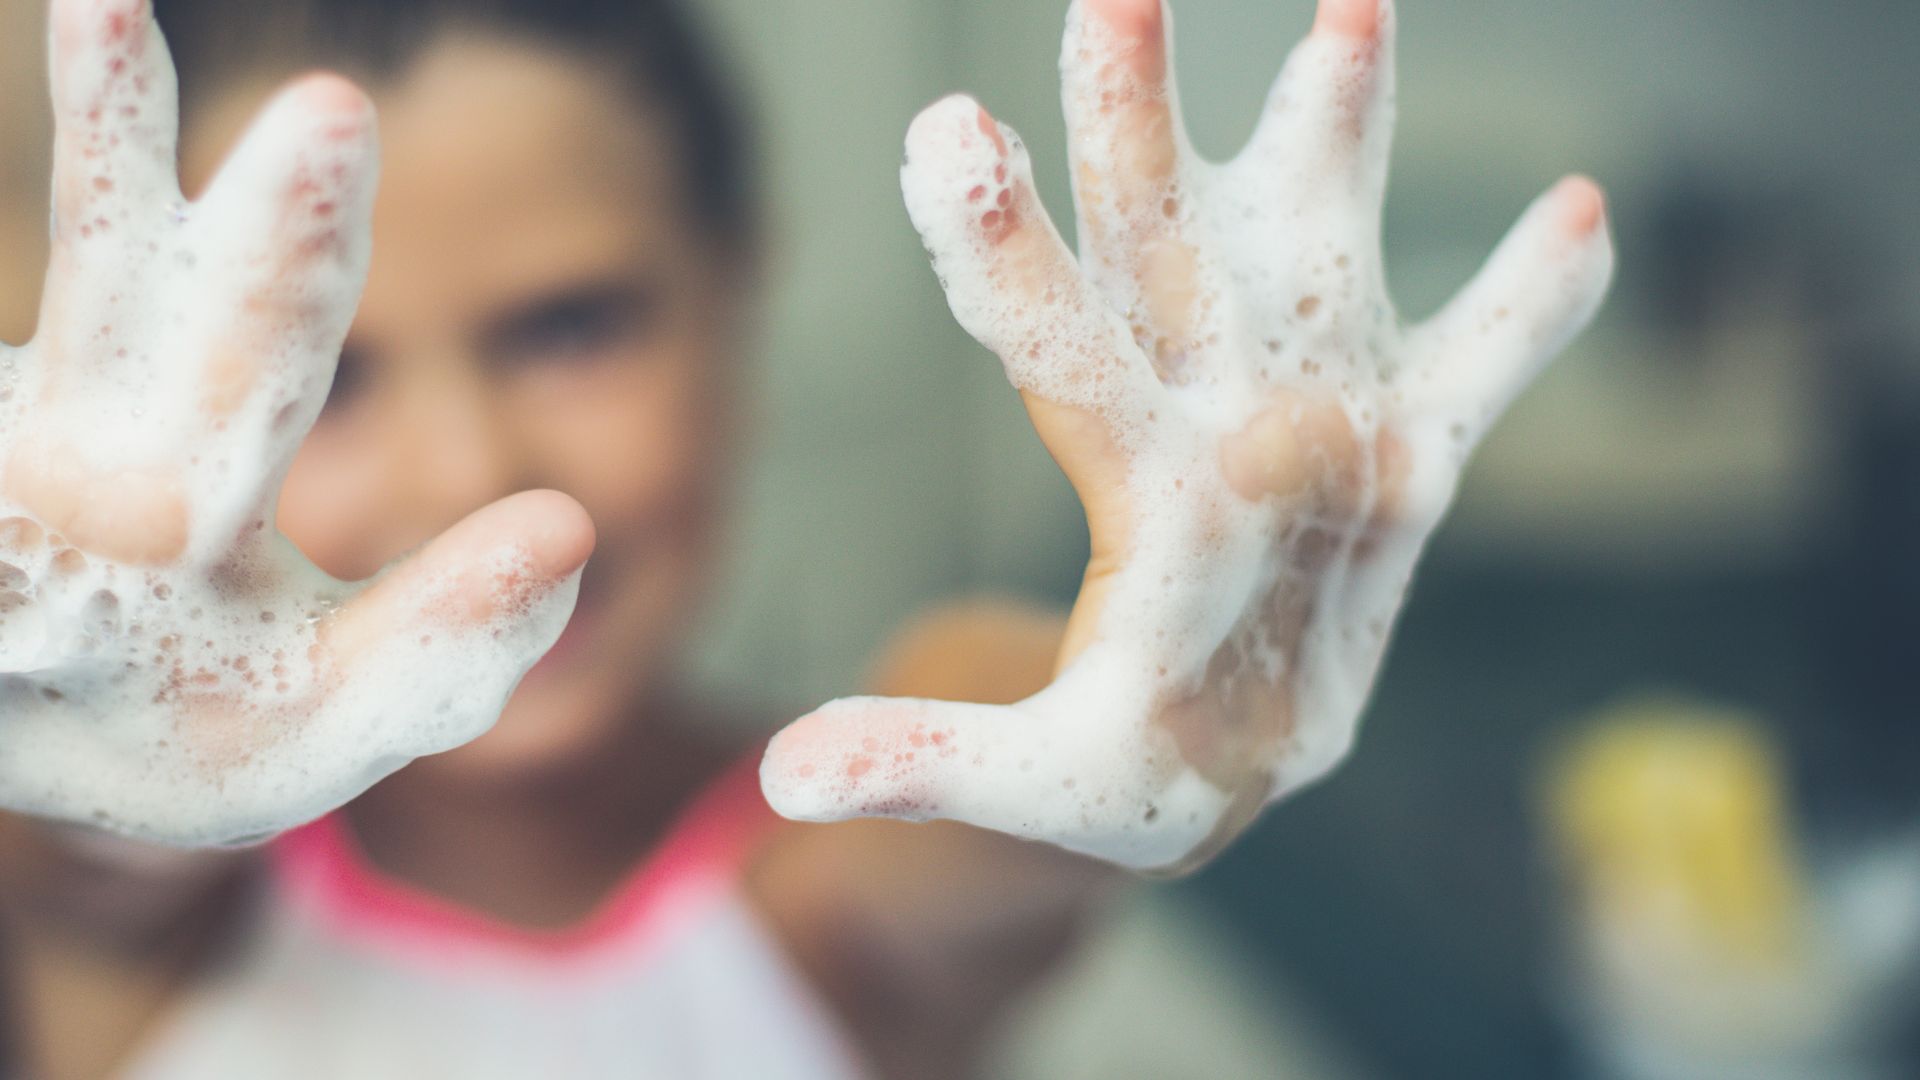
[
  {"x1": 0, "y1": 0, "x2": 591, "y2": 845},
  {"x1": 763, "y1": 0, "x2": 1615, "y2": 872}
]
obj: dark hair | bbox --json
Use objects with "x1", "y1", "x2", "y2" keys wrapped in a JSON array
[{"x1": 152, "y1": 0, "x2": 757, "y2": 251}]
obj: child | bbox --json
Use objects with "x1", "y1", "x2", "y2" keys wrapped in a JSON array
[{"x1": 0, "y1": 0, "x2": 1612, "y2": 1075}]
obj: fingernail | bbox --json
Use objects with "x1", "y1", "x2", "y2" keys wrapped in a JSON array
[
  {"x1": 1555, "y1": 175, "x2": 1606, "y2": 236},
  {"x1": 1314, "y1": 0, "x2": 1381, "y2": 40}
]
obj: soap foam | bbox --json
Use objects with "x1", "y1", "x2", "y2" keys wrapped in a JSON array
[
  {"x1": 764, "y1": 0, "x2": 1613, "y2": 872},
  {"x1": 0, "y1": 0, "x2": 578, "y2": 846}
]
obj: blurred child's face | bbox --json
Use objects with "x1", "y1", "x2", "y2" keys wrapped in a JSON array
[{"x1": 184, "y1": 38, "x2": 747, "y2": 782}]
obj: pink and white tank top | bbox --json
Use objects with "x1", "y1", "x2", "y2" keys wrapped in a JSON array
[{"x1": 122, "y1": 765, "x2": 872, "y2": 1079}]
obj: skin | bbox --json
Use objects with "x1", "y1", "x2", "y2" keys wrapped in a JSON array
[
  {"x1": 0, "y1": 0, "x2": 595, "y2": 843},
  {"x1": 1, "y1": 0, "x2": 1611, "y2": 1076},
  {"x1": 762, "y1": 0, "x2": 1613, "y2": 872},
  {"x1": 2, "y1": 12, "x2": 1092, "y2": 1079}
]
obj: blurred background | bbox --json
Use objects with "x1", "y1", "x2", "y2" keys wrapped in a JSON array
[{"x1": 3, "y1": 0, "x2": 1918, "y2": 1077}]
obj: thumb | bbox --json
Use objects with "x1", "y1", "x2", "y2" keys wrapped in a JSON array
[
  {"x1": 761, "y1": 695, "x2": 1041, "y2": 825},
  {"x1": 321, "y1": 489, "x2": 594, "y2": 667}
]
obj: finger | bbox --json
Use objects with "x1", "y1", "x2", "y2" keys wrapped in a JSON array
[
  {"x1": 1315, "y1": 0, "x2": 1384, "y2": 38},
  {"x1": 1240, "y1": 0, "x2": 1396, "y2": 207},
  {"x1": 47, "y1": 0, "x2": 181, "y2": 236},
  {"x1": 193, "y1": 74, "x2": 379, "y2": 438},
  {"x1": 1409, "y1": 176, "x2": 1614, "y2": 434},
  {"x1": 902, "y1": 94, "x2": 1153, "y2": 420},
  {"x1": 762, "y1": 691, "x2": 1220, "y2": 871},
  {"x1": 320, "y1": 489, "x2": 594, "y2": 667},
  {"x1": 1062, "y1": 0, "x2": 1180, "y2": 242},
  {"x1": 38, "y1": 0, "x2": 182, "y2": 379},
  {"x1": 762, "y1": 695, "x2": 1058, "y2": 828},
  {"x1": 1061, "y1": 0, "x2": 1207, "y2": 378}
]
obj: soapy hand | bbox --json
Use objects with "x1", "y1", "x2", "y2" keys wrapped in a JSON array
[
  {"x1": 0, "y1": 0, "x2": 591, "y2": 845},
  {"x1": 764, "y1": 0, "x2": 1614, "y2": 871}
]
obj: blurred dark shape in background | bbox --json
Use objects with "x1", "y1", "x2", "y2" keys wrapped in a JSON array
[{"x1": 1820, "y1": 332, "x2": 1920, "y2": 830}]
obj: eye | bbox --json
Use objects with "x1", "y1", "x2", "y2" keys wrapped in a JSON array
[{"x1": 486, "y1": 283, "x2": 658, "y2": 372}]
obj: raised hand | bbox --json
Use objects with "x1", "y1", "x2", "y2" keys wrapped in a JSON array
[
  {"x1": 763, "y1": 0, "x2": 1614, "y2": 872},
  {"x1": 0, "y1": 0, "x2": 591, "y2": 845}
]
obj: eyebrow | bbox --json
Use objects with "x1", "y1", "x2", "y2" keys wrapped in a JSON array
[{"x1": 477, "y1": 276, "x2": 659, "y2": 353}]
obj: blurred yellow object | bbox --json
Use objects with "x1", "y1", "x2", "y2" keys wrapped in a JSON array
[{"x1": 1546, "y1": 696, "x2": 1809, "y2": 973}]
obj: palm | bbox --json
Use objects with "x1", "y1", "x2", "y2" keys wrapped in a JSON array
[
  {"x1": 763, "y1": 0, "x2": 1614, "y2": 872},
  {"x1": 0, "y1": 0, "x2": 591, "y2": 845}
]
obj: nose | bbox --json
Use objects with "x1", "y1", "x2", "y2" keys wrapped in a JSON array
[{"x1": 391, "y1": 359, "x2": 522, "y2": 540}]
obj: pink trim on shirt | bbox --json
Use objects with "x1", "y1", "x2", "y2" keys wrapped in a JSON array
[{"x1": 269, "y1": 755, "x2": 779, "y2": 969}]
